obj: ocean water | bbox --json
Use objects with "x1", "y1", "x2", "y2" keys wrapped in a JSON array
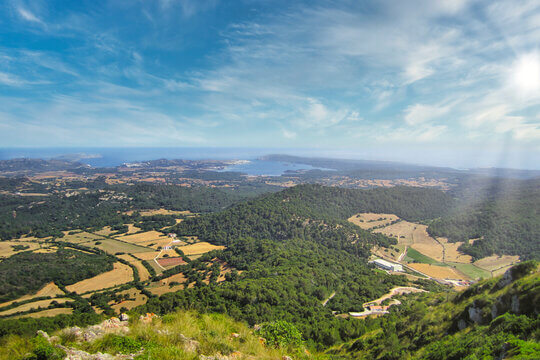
[{"x1": 0, "y1": 147, "x2": 328, "y2": 176}]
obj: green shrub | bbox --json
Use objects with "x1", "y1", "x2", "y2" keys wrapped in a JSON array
[
  {"x1": 27, "y1": 335, "x2": 65, "y2": 360},
  {"x1": 258, "y1": 320, "x2": 303, "y2": 349}
]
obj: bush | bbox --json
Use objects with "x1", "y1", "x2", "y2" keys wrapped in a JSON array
[
  {"x1": 28, "y1": 334, "x2": 65, "y2": 360},
  {"x1": 258, "y1": 321, "x2": 303, "y2": 349}
]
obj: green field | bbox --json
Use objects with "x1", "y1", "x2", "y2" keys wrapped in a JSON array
[
  {"x1": 404, "y1": 247, "x2": 445, "y2": 265},
  {"x1": 447, "y1": 262, "x2": 491, "y2": 280}
]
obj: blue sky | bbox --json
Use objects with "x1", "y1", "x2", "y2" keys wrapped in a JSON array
[{"x1": 0, "y1": 0, "x2": 539, "y2": 168}]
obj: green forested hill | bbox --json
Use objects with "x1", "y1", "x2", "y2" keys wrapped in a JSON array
[
  {"x1": 329, "y1": 261, "x2": 540, "y2": 359},
  {"x1": 428, "y1": 179, "x2": 540, "y2": 260}
]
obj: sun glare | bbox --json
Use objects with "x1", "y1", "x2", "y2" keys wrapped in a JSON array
[{"x1": 512, "y1": 52, "x2": 540, "y2": 93}]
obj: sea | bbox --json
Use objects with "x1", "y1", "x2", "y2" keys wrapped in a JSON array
[{"x1": 0, "y1": 147, "x2": 329, "y2": 176}]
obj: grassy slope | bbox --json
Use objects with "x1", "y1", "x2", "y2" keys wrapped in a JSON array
[{"x1": 328, "y1": 261, "x2": 540, "y2": 359}]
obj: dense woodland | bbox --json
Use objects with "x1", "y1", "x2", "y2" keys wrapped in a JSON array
[
  {"x1": 0, "y1": 183, "x2": 253, "y2": 240},
  {"x1": 428, "y1": 178, "x2": 540, "y2": 260},
  {"x1": 0, "y1": 248, "x2": 113, "y2": 302}
]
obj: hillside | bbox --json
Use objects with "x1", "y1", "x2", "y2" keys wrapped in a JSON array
[
  {"x1": 328, "y1": 261, "x2": 540, "y2": 359},
  {"x1": 0, "y1": 262, "x2": 537, "y2": 360}
]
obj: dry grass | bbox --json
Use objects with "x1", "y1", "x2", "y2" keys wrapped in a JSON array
[
  {"x1": 138, "y1": 238, "x2": 172, "y2": 250},
  {"x1": 177, "y1": 242, "x2": 226, "y2": 255},
  {"x1": 62, "y1": 231, "x2": 105, "y2": 244},
  {"x1": 348, "y1": 213, "x2": 399, "y2": 230},
  {"x1": 409, "y1": 225, "x2": 444, "y2": 262},
  {"x1": 408, "y1": 263, "x2": 467, "y2": 280},
  {"x1": 0, "y1": 282, "x2": 65, "y2": 309},
  {"x1": 109, "y1": 288, "x2": 148, "y2": 312},
  {"x1": 66, "y1": 262, "x2": 133, "y2": 294},
  {"x1": 124, "y1": 209, "x2": 192, "y2": 216},
  {"x1": 474, "y1": 255, "x2": 520, "y2": 272},
  {"x1": 438, "y1": 238, "x2": 472, "y2": 263},
  {"x1": 12, "y1": 308, "x2": 72, "y2": 319},
  {"x1": 94, "y1": 226, "x2": 115, "y2": 236},
  {"x1": 147, "y1": 273, "x2": 187, "y2": 296},
  {"x1": 0, "y1": 298, "x2": 70, "y2": 317},
  {"x1": 0, "y1": 241, "x2": 41, "y2": 258},
  {"x1": 132, "y1": 251, "x2": 162, "y2": 261},
  {"x1": 115, "y1": 231, "x2": 168, "y2": 244},
  {"x1": 116, "y1": 254, "x2": 152, "y2": 281},
  {"x1": 373, "y1": 220, "x2": 417, "y2": 245},
  {"x1": 91, "y1": 238, "x2": 154, "y2": 254}
]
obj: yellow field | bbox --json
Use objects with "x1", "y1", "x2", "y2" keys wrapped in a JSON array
[
  {"x1": 62, "y1": 231, "x2": 105, "y2": 244},
  {"x1": 348, "y1": 213, "x2": 399, "y2": 230},
  {"x1": 109, "y1": 288, "x2": 148, "y2": 312},
  {"x1": 0, "y1": 282, "x2": 65, "y2": 308},
  {"x1": 12, "y1": 236, "x2": 53, "y2": 243},
  {"x1": 177, "y1": 242, "x2": 226, "y2": 255},
  {"x1": 13, "y1": 308, "x2": 72, "y2": 319},
  {"x1": 408, "y1": 263, "x2": 467, "y2": 280},
  {"x1": 66, "y1": 262, "x2": 133, "y2": 294},
  {"x1": 124, "y1": 209, "x2": 192, "y2": 216},
  {"x1": 116, "y1": 254, "x2": 151, "y2": 281},
  {"x1": 409, "y1": 226, "x2": 444, "y2": 262},
  {"x1": 0, "y1": 241, "x2": 41, "y2": 258},
  {"x1": 438, "y1": 238, "x2": 472, "y2": 263},
  {"x1": 0, "y1": 298, "x2": 70, "y2": 317},
  {"x1": 94, "y1": 226, "x2": 115, "y2": 236},
  {"x1": 474, "y1": 255, "x2": 520, "y2": 272},
  {"x1": 90, "y1": 238, "x2": 154, "y2": 254},
  {"x1": 372, "y1": 220, "x2": 417, "y2": 245},
  {"x1": 138, "y1": 238, "x2": 172, "y2": 250},
  {"x1": 147, "y1": 273, "x2": 187, "y2": 296},
  {"x1": 115, "y1": 231, "x2": 168, "y2": 244},
  {"x1": 133, "y1": 251, "x2": 161, "y2": 261}
]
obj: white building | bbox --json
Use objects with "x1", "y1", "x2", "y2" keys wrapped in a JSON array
[{"x1": 370, "y1": 259, "x2": 403, "y2": 272}]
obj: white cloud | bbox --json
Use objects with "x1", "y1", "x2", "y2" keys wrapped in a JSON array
[
  {"x1": 404, "y1": 103, "x2": 450, "y2": 126},
  {"x1": 16, "y1": 6, "x2": 43, "y2": 24}
]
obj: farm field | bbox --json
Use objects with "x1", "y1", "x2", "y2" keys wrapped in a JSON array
[
  {"x1": 89, "y1": 238, "x2": 154, "y2": 254},
  {"x1": 0, "y1": 297, "x2": 70, "y2": 317},
  {"x1": 438, "y1": 237, "x2": 472, "y2": 263},
  {"x1": 147, "y1": 273, "x2": 188, "y2": 296},
  {"x1": 109, "y1": 288, "x2": 148, "y2": 312},
  {"x1": 177, "y1": 242, "x2": 226, "y2": 255},
  {"x1": 94, "y1": 226, "x2": 115, "y2": 236},
  {"x1": 116, "y1": 254, "x2": 152, "y2": 281},
  {"x1": 447, "y1": 262, "x2": 491, "y2": 280},
  {"x1": 62, "y1": 231, "x2": 105, "y2": 244},
  {"x1": 0, "y1": 241, "x2": 41, "y2": 258},
  {"x1": 372, "y1": 220, "x2": 417, "y2": 245},
  {"x1": 348, "y1": 213, "x2": 399, "y2": 230},
  {"x1": 156, "y1": 257, "x2": 187, "y2": 268},
  {"x1": 13, "y1": 308, "x2": 73, "y2": 319},
  {"x1": 474, "y1": 255, "x2": 520, "y2": 272},
  {"x1": 408, "y1": 263, "x2": 467, "y2": 280},
  {"x1": 115, "y1": 230, "x2": 168, "y2": 244},
  {"x1": 0, "y1": 282, "x2": 65, "y2": 309},
  {"x1": 409, "y1": 226, "x2": 444, "y2": 262},
  {"x1": 124, "y1": 209, "x2": 192, "y2": 216},
  {"x1": 66, "y1": 262, "x2": 133, "y2": 294}
]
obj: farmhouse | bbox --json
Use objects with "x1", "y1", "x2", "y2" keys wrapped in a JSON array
[{"x1": 370, "y1": 259, "x2": 403, "y2": 272}]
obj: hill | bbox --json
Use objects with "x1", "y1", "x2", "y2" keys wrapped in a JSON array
[
  {"x1": 0, "y1": 262, "x2": 537, "y2": 360},
  {"x1": 328, "y1": 261, "x2": 539, "y2": 359}
]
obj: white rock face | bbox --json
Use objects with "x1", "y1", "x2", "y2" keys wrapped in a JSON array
[
  {"x1": 511, "y1": 295, "x2": 520, "y2": 313},
  {"x1": 468, "y1": 306, "x2": 483, "y2": 324}
]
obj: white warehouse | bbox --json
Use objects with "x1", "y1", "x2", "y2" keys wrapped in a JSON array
[{"x1": 370, "y1": 259, "x2": 403, "y2": 272}]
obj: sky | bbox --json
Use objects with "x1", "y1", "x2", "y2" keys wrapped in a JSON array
[{"x1": 0, "y1": 0, "x2": 539, "y2": 168}]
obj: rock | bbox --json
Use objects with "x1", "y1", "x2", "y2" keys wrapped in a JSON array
[
  {"x1": 230, "y1": 332, "x2": 240, "y2": 338},
  {"x1": 498, "y1": 269, "x2": 513, "y2": 288},
  {"x1": 139, "y1": 313, "x2": 159, "y2": 323},
  {"x1": 282, "y1": 356, "x2": 293, "y2": 360},
  {"x1": 457, "y1": 319, "x2": 467, "y2": 330},
  {"x1": 119, "y1": 313, "x2": 129, "y2": 321},
  {"x1": 36, "y1": 330, "x2": 50, "y2": 341},
  {"x1": 184, "y1": 339, "x2": 200, "y2": 352},
  {"x1": 468, "y1": 306, "x2": 483, "y2": 324},
  {"x1": 511, "y1": 295, "x2": 520, "y2": 313},
  {"x1": 199, "y1": 354, "x2": 229, "y2": 360}
]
